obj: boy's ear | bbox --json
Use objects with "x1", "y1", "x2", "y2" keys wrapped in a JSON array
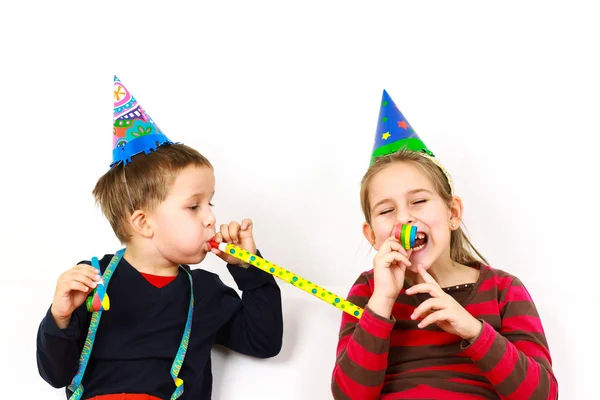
[{"x1": 129, "y1": 210, "x2": 153, "y2": 238}]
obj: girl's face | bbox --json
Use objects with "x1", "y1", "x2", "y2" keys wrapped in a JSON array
[{"x1": 363, "y1": 161, "x2": 461, "y2": 271}]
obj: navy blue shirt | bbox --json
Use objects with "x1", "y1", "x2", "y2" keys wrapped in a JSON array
[{"x1": 36, "y1": 252, "x2": 283, "y2": 399}]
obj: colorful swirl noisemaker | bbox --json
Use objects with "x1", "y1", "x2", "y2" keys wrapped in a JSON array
[{"x1": 85, "y1": 257, "x2": 110, "y2": 312}]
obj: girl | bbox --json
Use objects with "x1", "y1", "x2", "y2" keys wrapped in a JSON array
[{"x1": 331, "y1": 91, "x2": 558, "y2": 399}]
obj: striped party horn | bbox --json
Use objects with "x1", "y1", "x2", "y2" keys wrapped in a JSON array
[{"x1": 86, "y1": 257, "x2": 110, "y2": 312}]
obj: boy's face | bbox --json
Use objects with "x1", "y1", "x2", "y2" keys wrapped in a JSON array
[{"x1": 148, "y1": 165, "x2": 216, "y2": 265}]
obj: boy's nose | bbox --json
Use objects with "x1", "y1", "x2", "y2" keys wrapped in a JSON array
[{"x1": 204, "y1": 211, "x2": 216, "y2": 227}]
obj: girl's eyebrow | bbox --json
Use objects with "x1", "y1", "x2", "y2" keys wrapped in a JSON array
[{"x1": 371, "y1": 189, "x2": 433, "y2": 209}]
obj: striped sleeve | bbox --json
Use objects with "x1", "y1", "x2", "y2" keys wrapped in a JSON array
[
  {"x1": 462, "y1": 277, "x2": 558, "y2": 399},
  {"x1": 331, "y1": 272, "x2": 395, "y2": 400}
]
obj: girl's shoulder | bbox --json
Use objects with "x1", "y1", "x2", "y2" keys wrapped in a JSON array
[
  {"x1": 355, "y1": 268, "x2": 375, "y2": 286},
  {"x1": 477, "y1": 263, "x2": 525, "y2": 295}
]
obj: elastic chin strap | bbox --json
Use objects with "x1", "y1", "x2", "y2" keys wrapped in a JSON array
[{"x1": 122, "y1": 167, "x2": 136, "y2": 213}]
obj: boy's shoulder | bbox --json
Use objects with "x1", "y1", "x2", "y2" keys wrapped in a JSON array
[
  {"x1": 76, "y1": 253, "x2": 115, "y2": 273},
  {"x1": 186, "y1": 266, "x2": 232, "y2": 291},
  {"x1": 78, "y1": 255, "x2": 224, "y2": 285},
  {"x1": 187, "y1": 265, "x2": 220, "y2": 280},
  {"x1": 83, "y1": 256, "x2": 232, "y2": 297}
]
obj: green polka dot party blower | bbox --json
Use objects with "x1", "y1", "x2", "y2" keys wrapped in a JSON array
[{"x1": 208, "y1": 223, "x2": 418, "y2": 319}]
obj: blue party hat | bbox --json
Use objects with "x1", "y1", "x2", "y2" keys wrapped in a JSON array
[{"x1": 370, "y1": 90, "x2": 453, "y2": 193}]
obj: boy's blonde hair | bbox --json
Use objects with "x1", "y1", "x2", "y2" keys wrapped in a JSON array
[
  {"x1": 93, "y1": 144, "x2": 212, "y2": 243},
  {"x1": 360, "y1": 150, "x2": 488, "y2": 266}
]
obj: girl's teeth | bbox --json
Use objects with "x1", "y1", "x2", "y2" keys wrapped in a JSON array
[{"x1": 413, "y1": 243, "x2": 425, "y2": 251}]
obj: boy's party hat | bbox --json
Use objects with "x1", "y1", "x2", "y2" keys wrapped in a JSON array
[
  {"x1": 370, "y1": 90, "x2": 453, "y2": 193},
  {"x1": 112, "y1": 76, "x2": 173, "y2": 166}
]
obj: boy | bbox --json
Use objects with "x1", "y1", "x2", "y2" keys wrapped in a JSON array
[{"x1": 36, "y1": 77, "x2": 283, "y2": 400}]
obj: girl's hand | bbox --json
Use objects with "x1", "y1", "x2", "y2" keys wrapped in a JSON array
[
  {"x1": 406, "y1": 265, "x2": 482, "y2": 341},
  {"x1": 368, "y1": 236, "x2": 412, "y2": 318}
]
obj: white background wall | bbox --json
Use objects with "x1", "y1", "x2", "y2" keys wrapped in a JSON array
[{"x1": 1, "y1": 1, "x2": 598, "y2": 398}]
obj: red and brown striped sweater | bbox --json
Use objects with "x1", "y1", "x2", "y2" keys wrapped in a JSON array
[{"x1": 332, "y1": 264, "x2": 558, "y2": 399}]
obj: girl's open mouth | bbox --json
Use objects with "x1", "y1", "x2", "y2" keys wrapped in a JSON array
[{"x1": 413, "y1": 232, "x2": 428, "y2": 252}]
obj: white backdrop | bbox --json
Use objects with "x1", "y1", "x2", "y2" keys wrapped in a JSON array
[{"x1": 1, "y1": 1, "x2": 598, "y2": 399}]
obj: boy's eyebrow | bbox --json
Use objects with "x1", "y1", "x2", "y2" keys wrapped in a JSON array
[
  {"x1": 371, "y1": 189, "x2": 433, "y2": 210},
  {"x1": 185, "y1": 191, "x2": 215, "y2": 201}
]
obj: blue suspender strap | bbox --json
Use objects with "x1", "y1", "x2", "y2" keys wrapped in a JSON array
[
  {"x1": 67, "y1": 250, "x2": 195, "y2": 400},
  {"x1": 68, "y1": 249, "x2": 124, "y2": 400},
  {"x1": 169, "y1": 268, "x2": 194, "y2": 400}
]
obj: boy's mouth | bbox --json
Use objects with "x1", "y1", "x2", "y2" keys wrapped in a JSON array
[
  {"x1": 207, "y1": 237, "x2": 219, "y2": 250},
  {"x1": 412, "y1": 232, "x2": 428, "y2": 251}
]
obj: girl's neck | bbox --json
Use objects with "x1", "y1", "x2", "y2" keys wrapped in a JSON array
[{"x1": 405, "y1": 257, "x2": 477, "y2": 288}]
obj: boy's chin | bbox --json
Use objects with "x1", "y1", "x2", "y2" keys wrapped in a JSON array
[
  {"x1": 191, "y1": 252, "x2": 208, "y2": 265},
  {"x1": 174, "y1": 251, "x2": 207, "y2": 266}
]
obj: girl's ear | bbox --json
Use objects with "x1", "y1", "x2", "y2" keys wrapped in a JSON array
[
  {"x1": 449, "y1": 196, "x2": 464, "y2": 229},
  {"x1": 363, "y1": 222, "x2": 377, "y2": 247}
]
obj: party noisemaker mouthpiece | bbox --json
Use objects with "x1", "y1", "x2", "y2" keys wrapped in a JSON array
[{"x1": 394, "y1": 223, "x2": 417, "y2": 250}]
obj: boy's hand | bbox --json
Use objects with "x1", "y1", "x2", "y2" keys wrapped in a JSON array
[
  {"x1": 211, "y1": 218, "x2": 257, "y2": 267},
  {"x1": 50, "y1": 264, "x2": 102, "y2": 329}
]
